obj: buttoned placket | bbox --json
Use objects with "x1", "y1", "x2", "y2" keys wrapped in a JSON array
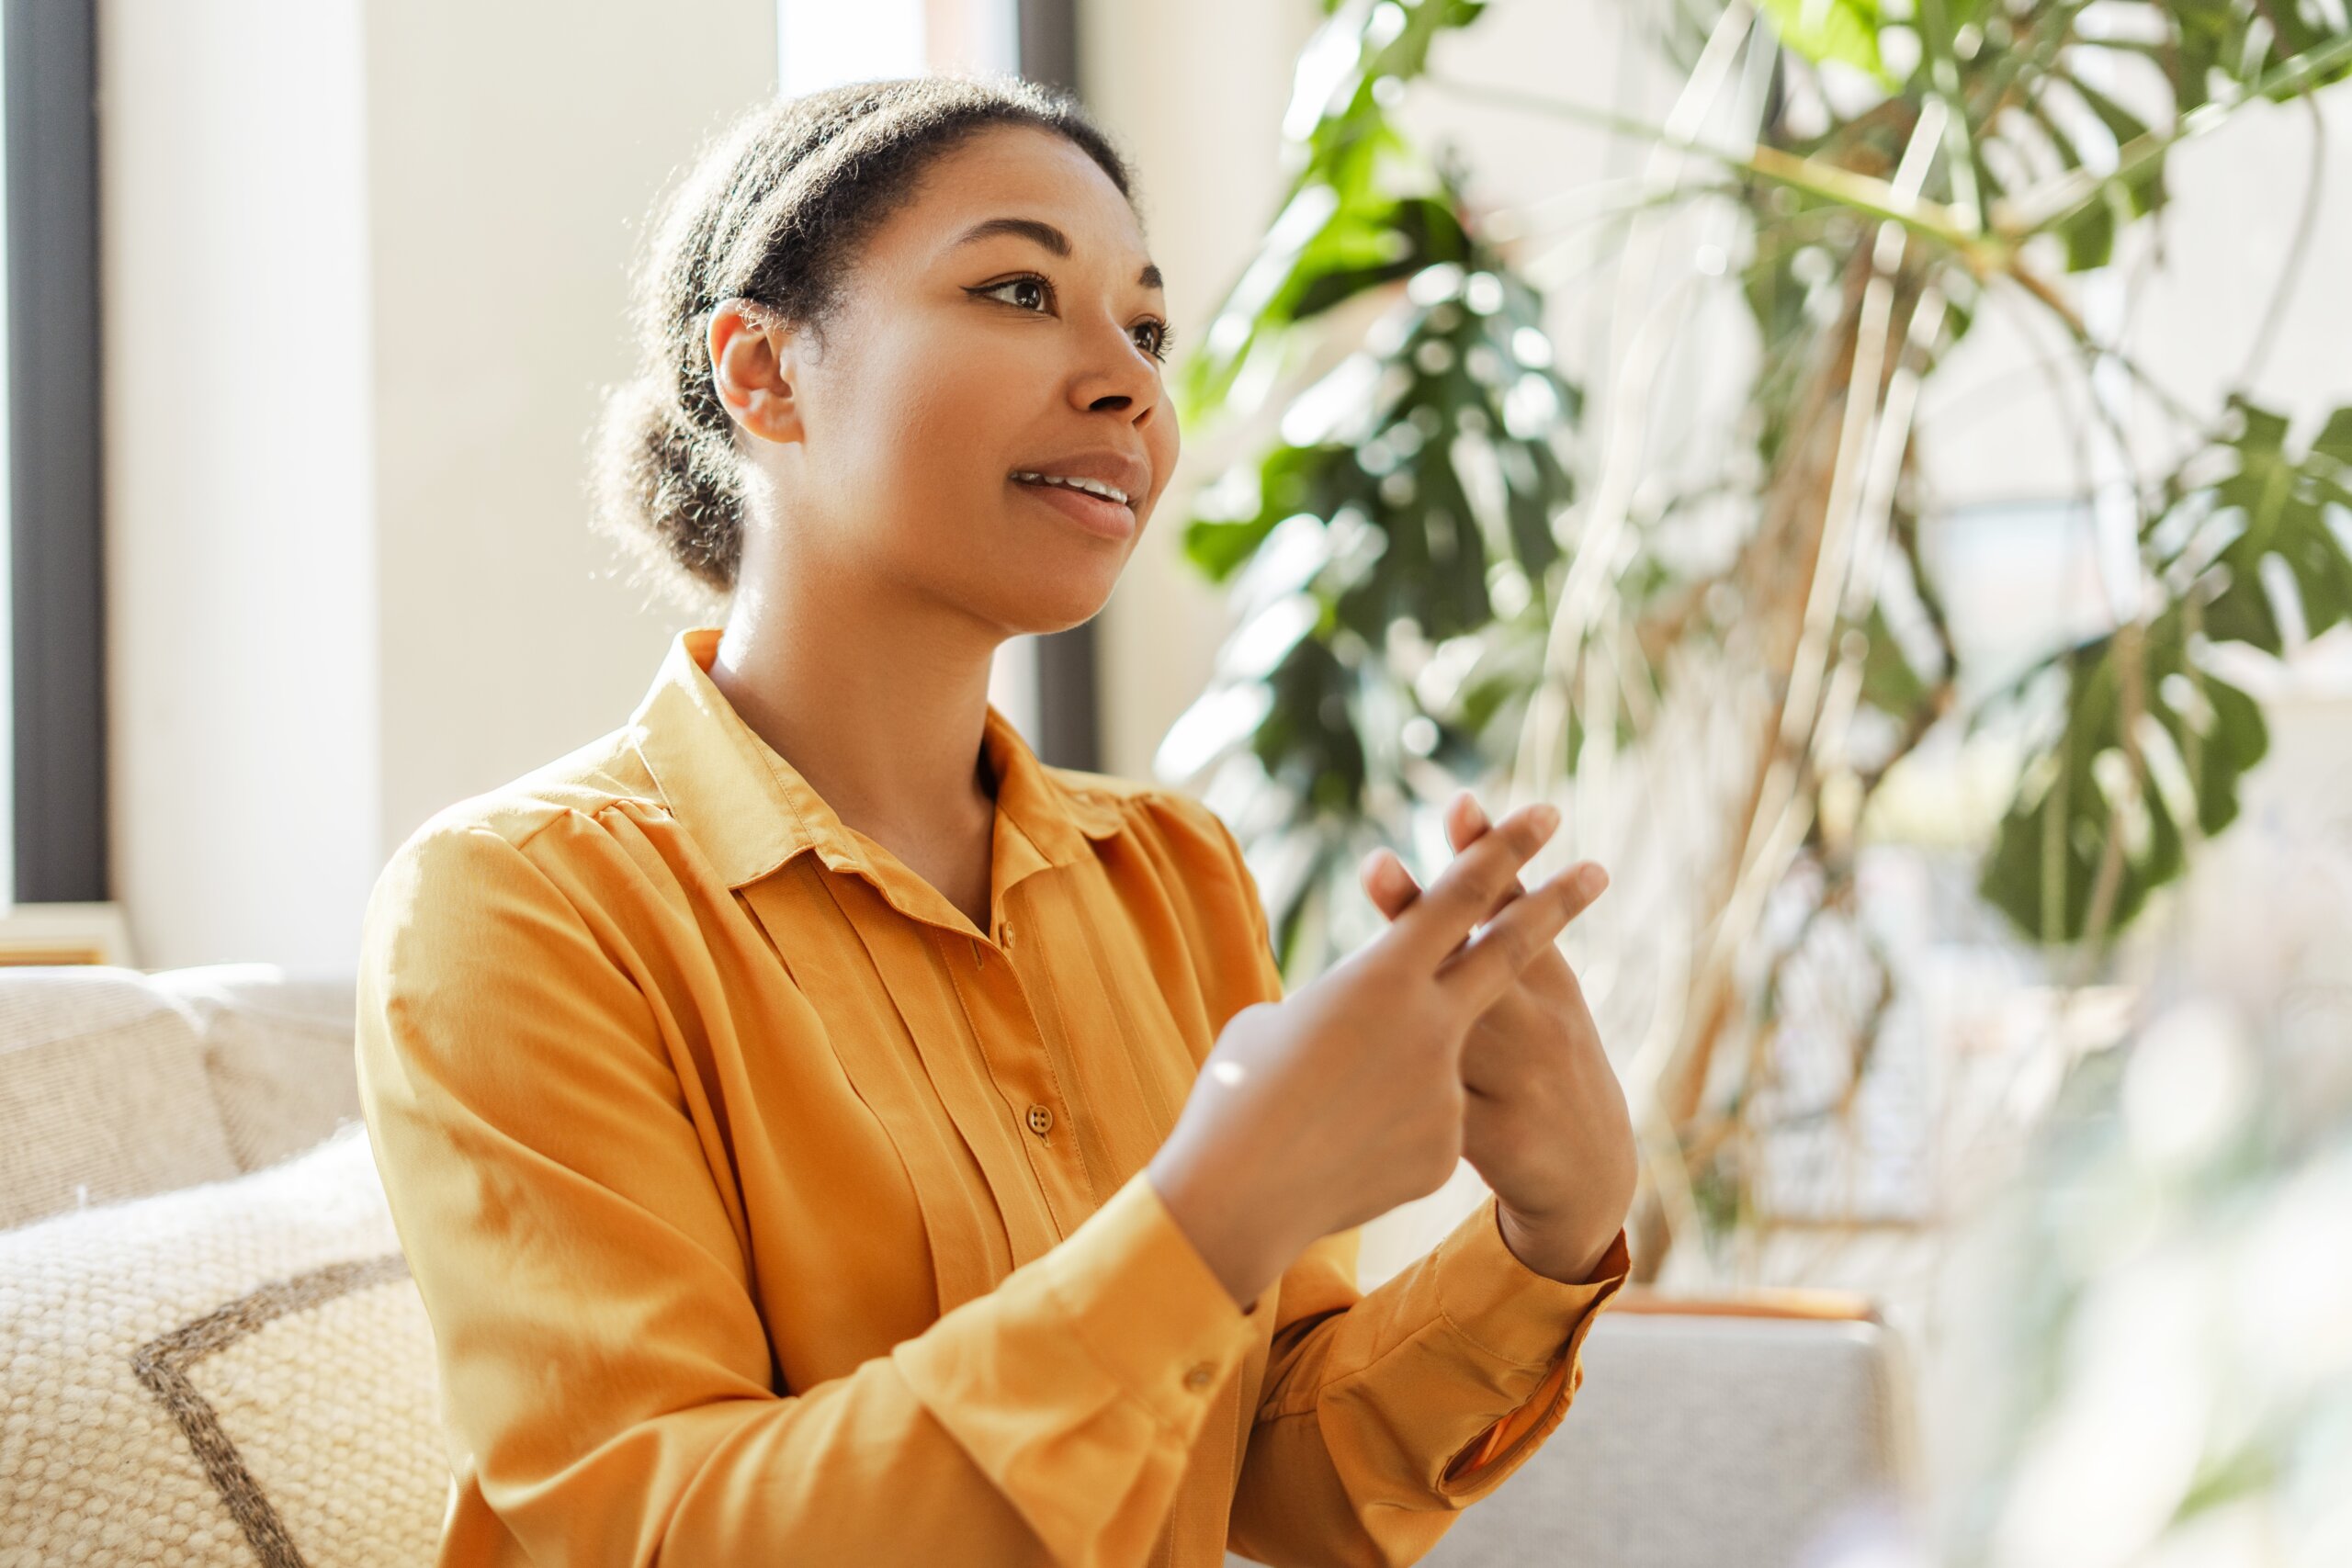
[{"x1": 948, "y1": 909, "x2": 1102, "y2": 1231}]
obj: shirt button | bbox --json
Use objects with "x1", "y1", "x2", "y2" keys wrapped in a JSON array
[
  {"x1": 1183, "y1": 1362, "x2": 1216, "y2": 1393},
  {"x1": 1001, "y1": 920, "x2": 1016, "y2": 952},
  {"x1": 1025, "y1": 1103, "x2": 1054, "y2": 1136}
]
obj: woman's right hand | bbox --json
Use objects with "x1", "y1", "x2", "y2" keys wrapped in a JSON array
[{"x1": 1145, "y1": 802, "x2": 1593, "y2": 1312}]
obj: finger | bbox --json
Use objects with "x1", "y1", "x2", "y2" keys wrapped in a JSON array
[
  {"x1": 1378, "y1": 802, "x2": 1561, "y2": 971},
  {"x1": 1448, "y1": 794, "x2": 1530, "y2": 928},
  {"x1": 1437, "y1": 860, "x2": 1610, "y2": 1011},
  {"x1": 1445, "y1": 790, "x2": 1484, "y2": 853},
  {"x1": 1359, "y1": 846, "x2": 1421, "y2": 920}
]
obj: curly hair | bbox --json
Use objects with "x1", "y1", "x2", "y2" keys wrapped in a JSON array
[{"x1": 588, "y1": 76, "x2": 1136, "y2": 613}]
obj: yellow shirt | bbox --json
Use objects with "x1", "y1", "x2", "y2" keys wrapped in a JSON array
[{"x1": 356, "y1": 626, "x2": 1629, "y2": 1568}]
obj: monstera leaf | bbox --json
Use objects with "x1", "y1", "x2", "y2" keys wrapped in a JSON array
[
  {"x1": 1180, "y1": 0, "x2": 1487, "y2": 417},
  {"x1": 1166, "y1": 251, "x2": 1582, "y2": 978},
  {"x1": 1982, "y1": 400, "x2": 2352, "y2": 942},
  {"x1": 1161, "y1": 0, "x2": 1581, "y2": 981},
  {"x1": 1992, "y1": 0, "x2": 2352, "y2": 268},
  {"x1": 1749, "y1": 0, "x2": 2352, "y2": 271}
]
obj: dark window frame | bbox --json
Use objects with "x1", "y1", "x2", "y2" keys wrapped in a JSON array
[
  {"x1": 1017, "y1": 0, "x2": 1101, "y2": 774},
  {"x1": 5, "y1": 0, "x2": 105, "y2": 904}
]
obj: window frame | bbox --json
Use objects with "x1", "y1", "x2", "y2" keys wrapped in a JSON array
[
  {"x1": 5, "y1": 0, "x2": 106, "y2": 905},
  {"x1": 1018, "y1": 0, "x2": 1102, "y2": 773}
]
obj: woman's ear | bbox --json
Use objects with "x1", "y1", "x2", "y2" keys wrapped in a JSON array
[{"x1": 707, "y1": 299, "x2": 806, "y2": 446}]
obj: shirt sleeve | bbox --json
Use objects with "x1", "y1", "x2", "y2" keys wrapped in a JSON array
[
  {"x1": 1227, "y1": 1205, "x2": 1630, "y2": 1567},
  {"x1": 356, "y1": 818, "x2": 1259, "y2": 1568},
  {"x1": 1182, "y1": 796, "x2": 1633, "y2": 1566}
]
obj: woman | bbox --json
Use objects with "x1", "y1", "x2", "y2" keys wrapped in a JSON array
[{"x1": 356, "y1": 75, "x2": 1637, "y2": 1568}]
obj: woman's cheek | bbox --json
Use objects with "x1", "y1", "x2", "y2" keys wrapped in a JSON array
[
  {"x1": 1137, "y1": 436, "x2": 1179, "y2": 530},
  {"x1": 885, "y1": 373, "x2": 986, "y2": 499}
]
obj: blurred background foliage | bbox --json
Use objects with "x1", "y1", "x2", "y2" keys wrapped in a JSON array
[
  {"x1": 1943, "y1": 819, "x2": 2352, "y2": 1568},
  {"x1": 1159, "y1": 0, "x2": 2352, "y2": 1282}
]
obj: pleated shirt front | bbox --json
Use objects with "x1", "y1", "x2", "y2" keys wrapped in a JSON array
[{"x1": 355, "y1": 625, "x2": 1629, "y2": 1568}]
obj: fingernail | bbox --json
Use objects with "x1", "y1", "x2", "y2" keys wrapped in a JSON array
[
  {"x1": 1576, "y1": 863, "x2": 1609, "y2": 898},
  {"x1": 1532, "y1": 803, "x2": 1561, "y2": 837},
  {"x1": 1464, "y1": 795, "x2": 1489, "y2": 829}
]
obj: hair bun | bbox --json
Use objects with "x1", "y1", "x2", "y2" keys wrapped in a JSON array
[{"x1": 588, "y1": 374, "x2": 742, "y2": 614}]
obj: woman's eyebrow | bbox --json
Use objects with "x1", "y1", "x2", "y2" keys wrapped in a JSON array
[
  {"x1": 952, "y1": 216, "x2": 1163, "y2": 289},
  {"x1": 956, "y1": 215, "x2": 1069, "y2": 256}
]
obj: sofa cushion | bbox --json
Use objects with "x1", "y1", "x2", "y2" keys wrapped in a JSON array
[
  {"x1": 1413, "y1": 1312, "x2": 1909, "y2": 1568},
  {"x1": 0, "y1": 1122, "x2": 447, "y2": 1565},
  {"x1": 0, "y1": 966, "x2": 241, "y2": 1231},
  {"x1": 148, "y1": 965, "x2": 363, "y2": 1173}
]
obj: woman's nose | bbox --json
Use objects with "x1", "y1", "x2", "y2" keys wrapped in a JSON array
[{"x1": 1069, "y1": 319, "x2": 1160, "y2": 419}]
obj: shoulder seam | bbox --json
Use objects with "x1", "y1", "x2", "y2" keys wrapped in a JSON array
[{"x1": 427, "y1": 794, "x2": 668, "y2": 863}]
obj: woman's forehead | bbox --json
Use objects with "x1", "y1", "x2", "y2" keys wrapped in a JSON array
[{"x1": 883, "y1": 125, "x2": 1150, "y2": 272}]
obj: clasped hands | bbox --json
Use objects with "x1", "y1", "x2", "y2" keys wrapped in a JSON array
[
  {"x1": 1359, "y1": 790, "x2": 1636, "y2": 1287},
  {"x1": 1148, "y1": 791, "x2": 1641, "y2": 1314}
]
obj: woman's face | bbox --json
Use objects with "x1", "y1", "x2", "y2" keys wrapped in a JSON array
[{"x1": 714, "y1": 122, "x2": 1179, "y2": 637}]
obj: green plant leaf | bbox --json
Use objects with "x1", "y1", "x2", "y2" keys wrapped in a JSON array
[
  {"x1": 1979, "y1": 615, "x2": 2268, "y2": 943},
  {"x1": 2188, "y1": 398, "x2": 2352, "y2": 652},
  {"x1": 1984, "y1": 400, "x2": 2352, "y2": 944},
  {"x1": 1858, "y1": 603, "x2": 1931, "y2": 716},
  {"x1": 1161, "y1": 0, "x2": 1587, "y2": 980},
  {"x1": 1758, "y1": 0, "x2": 1892, "y2": 81}
]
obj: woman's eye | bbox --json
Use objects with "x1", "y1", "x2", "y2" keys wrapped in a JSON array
[{"x1": 981, "y1": 276, "x2": 1051, "y2": 312}]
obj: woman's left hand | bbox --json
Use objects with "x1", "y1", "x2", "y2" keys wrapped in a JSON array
[{"x1": 1359, "y1": 789, "x2": 1638, "y2": 1285}]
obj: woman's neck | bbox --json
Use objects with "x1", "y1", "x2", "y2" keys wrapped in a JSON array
[{"x1": 706, "y1": 573, "x2": 1004, "y2": 931}]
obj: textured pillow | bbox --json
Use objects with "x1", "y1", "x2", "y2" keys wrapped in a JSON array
[
  {"x1": 0, "y1": 1122, "x2": 447, "y2": 1566},
  {"x1": 148, "y1": 964, "x2": 364, "y2": 1173},
  {"x1": 0, "y1": 966, "x2": 241, "y2": 1231}
]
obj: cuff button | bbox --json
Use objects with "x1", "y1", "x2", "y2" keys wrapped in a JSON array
[{"x1": 1183, "y1": 1361, "x2": 1216, "y2": 1393}]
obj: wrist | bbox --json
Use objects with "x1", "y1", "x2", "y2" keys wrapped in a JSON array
[
  {"x1": 1146, "y1": 1143, "x2": 1300, "y2": 1313},
  {"x1": 1494, "y1": 1199, "x2": 1623, "y2": 1286}
]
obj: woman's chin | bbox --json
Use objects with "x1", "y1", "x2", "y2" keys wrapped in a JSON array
[
  {"x1": 989, "y1": 538, "x2": 1129, "y2": 627},
  {"x1": 996, "y1": 570, "x2": 1121, "y2": 637},
  {"x1": 1021, "y1": 590, "x2": 1118, "y2": 637}
]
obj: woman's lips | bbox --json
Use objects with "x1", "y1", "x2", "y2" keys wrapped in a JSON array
[{"x1": 1012, "y1": 476, "x2": 1137, "y2": 540}]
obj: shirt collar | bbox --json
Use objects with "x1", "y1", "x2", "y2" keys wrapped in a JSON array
[{"x1": 626, "y1": 626, "x2": 1126, "y2": 902}]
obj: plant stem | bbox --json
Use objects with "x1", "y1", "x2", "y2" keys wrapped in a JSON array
[
  {"x1": 2012, "y1": 31, "x2": 2352, "y2": 239},
  {"x1": 2001, "y1": 265, "x2": 2205, "y2": 431},
  {"x1": 1419, "y1": 73, "x2": 1992, "y2": 259}
]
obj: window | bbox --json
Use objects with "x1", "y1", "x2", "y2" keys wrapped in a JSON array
[{"x1": 1, "y1": 0, "x2": 121, "y2": 962}]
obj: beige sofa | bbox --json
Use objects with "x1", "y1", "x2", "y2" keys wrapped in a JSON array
[{"x1": 0, "y1": 964, "x2": 1913, "y2": 1566}]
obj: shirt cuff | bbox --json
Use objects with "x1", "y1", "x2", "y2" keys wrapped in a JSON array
[
  {"x1": 885, "y1": 1167, "x2": 1268, "y2": 1558},
  {"x1": 1434, "y1": 1192, "x2": 1631, "y2": 1369},
  {"x1": 1033, "y1": 1166, "x2": 1263, "y2": 1435},
  {"x1": 1433, "y1": 1195, "x2": 1630, "y2": 1489}
]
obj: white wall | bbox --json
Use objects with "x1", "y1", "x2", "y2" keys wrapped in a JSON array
[
  {"x1": 102, "y1": 0, "x2": 774, "y2": 970},
  {"x1": 362, "y1": 1, "x2": 772, "y2": 862},
  {"x1": 100, "y1": 0, "x2": 381, "y2": 973}
]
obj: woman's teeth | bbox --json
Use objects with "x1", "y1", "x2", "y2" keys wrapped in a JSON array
[{"x1": 1012, "y1": 470, "x2": 1130, "y2": 506}]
